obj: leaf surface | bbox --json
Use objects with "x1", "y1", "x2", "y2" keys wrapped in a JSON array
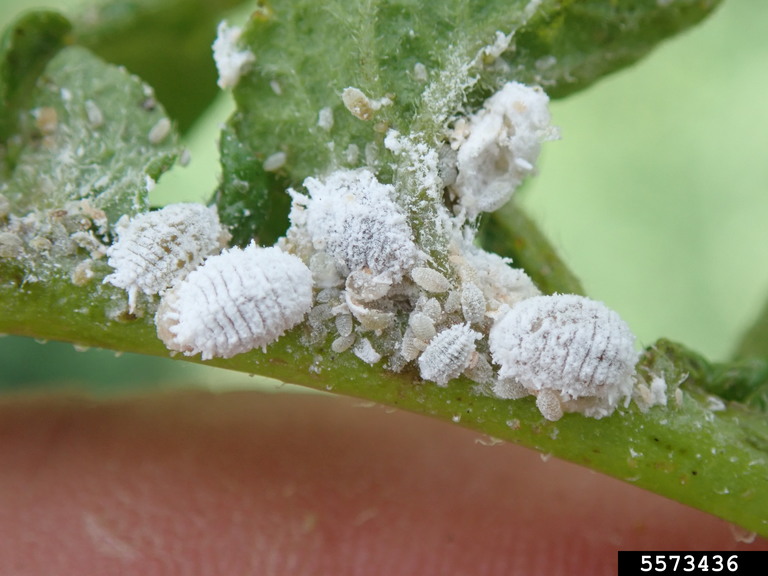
[
  {"x1": 1, "y1": 45, "x2": 178, "y2": 223},
  {"x1": 217, "y1": 0, "x2": 722, "y2": 244}
]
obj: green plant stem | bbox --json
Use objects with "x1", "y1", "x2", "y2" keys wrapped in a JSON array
[
  {"x1": 2, "y1": 275, "x2": 767, "y2": 537},
  {"x1": 733, "y1": 295, "x2": 768, "y2": 361},
  {"x1": 478, "y1": 201, "x2": 586, "y2": 296}
]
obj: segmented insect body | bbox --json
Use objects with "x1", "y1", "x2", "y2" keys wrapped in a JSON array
[
  {"x1": 418, "y1": 323, "x2": 481, "y2": 386},
  {"x1": 155, "y1": 243, "x2": 313, "y2": 360},
  {"x1": 105, "y1": 203, "x2": 230, "y2": 312},
  {"x1": 460, "y1": 281, "x2": 486, "y2": 325},
  {"x1": 488, "y1": 294, "x2": 637, "y2": 420},
  {"x1": 298, "y1": 168, "x2": 421, "y2": 283}
]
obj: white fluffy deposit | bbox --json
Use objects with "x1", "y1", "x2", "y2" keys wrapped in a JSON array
[
  {"x1": 212, "y1": 21, "x2": 256, "y2": 90},
  {"x1": 449, "y1": 82, "x2": 559, "y2": 219}
]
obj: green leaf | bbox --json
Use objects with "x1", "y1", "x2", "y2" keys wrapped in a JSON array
[
  {"x1": 217, "y1": 0, "x2": 721, "y2": 245},
  {"x1": 733, "y1": 295, "x2": 768, "y2": 362},
  {"x1": 509, "y1": 0, "x2": 724, "y2": 98},
  {"x1": 73, "y1": 0, "x2": 248, "y2": 132},
  {"x1": 0, "y1": 42, "x2": 179, "y2": 288},
  {"x1": 0, "y1": 10, "x2": 72, "y2": 155},
  {"x1": 1, "y1": 45, "x2": 178, "y2": 223}
]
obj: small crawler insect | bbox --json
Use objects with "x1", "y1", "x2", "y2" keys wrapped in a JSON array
[
  {"x1": 411, "y1": 267, "x2": 451, "y2": 293},
  {"x1": 105, "y1": 203, "x2": 230, "y2": 312},
  {"x1": 489, "y1": 294, "x2": 638, "y2": 420},
  {"x1": 418, "y1": 323, "x2": 481, "y2": 386},
  {"x1": 353, "y1": 337, "x2": 382, "y2": 365},
  {"x1": 341, "y1": 87, "x2": 391, "y2": 121},
  {"x1": 460, "y1": 281, "x2": 486, "y2": 325},
  {"x1": 155, "y1": 243, "x2": 314, "y2": 360},
  {"x1": 262, "y1": 151, "x2": 287, "y2": 172},
  {"x1": 84, "y1": 100, "x2": 104, "y2": 128},
  {"x1": 453, "y1": 243, "x2": 540, "y2": 311},
  {"x1": 148, "y1": 117, "x2": 172, "y2": 145},
  {"x1": 409, "y1": 311, "x2": 436, "y2": 342}
]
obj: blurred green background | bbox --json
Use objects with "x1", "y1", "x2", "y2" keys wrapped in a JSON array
[{"x1": 1, "y1": 0, "x2": 767, "y2": 394}]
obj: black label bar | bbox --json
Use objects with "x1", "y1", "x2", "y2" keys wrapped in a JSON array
[{"x1": 618, "y1": 552, "x2": 765, "y2": 576}]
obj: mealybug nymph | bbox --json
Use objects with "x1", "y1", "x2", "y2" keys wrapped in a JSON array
[{"x1": 418, "y1": 323, "x2": 481, "y2": 386}]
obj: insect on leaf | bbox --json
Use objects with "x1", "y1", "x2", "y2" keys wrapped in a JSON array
[{"x1": 215, "y1": 0, "x2": 722, "y2": 245}]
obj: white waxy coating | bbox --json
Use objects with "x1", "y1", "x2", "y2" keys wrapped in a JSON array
[
  {"x1": 489, "y1": 294, "x2": 637, "y2": 419},
  {"x1": 297, "y1": 168, "x2": 420, "y2": 281},
  {"x1": 155, "y1": 243, "x2": 313, "y2": 360},
  {"x1": 105, "y1": 203, "x2": 230, "y2": 312},
  {"x1": 418, "y1": 323, "x2": 481, "y2": 386},
  {"x1": 459, "y1": 244, "x2": 540, "y2": 311},
  {"x1": 452, "y1": 82, "x2": 558, "y2": 218},
  {"x1": 212, "y1": 21, "x2": 256, "y2": 89}
]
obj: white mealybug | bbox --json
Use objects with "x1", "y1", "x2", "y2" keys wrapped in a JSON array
[
  {"x1": 105, "y1": 203, "x2": 231, "y2": 312},
  {"x1": 155, "y1": 243, "x2": 314, "y2": 360},
  {"x1": 489, "y1": 294, "x2": 638, "y2": 421},
  {"x1": 450, "y1": 82, "x2": 559, "y2": 219},
  {"x1": 293, "y1": 168, "x2": 421, "y2": 285},
  {"x1": 418, "y1": 323, "x2": 481, "y2": 386}
]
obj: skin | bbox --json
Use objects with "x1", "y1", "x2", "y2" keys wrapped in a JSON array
[{"x1": 0, "y1": 391, "x2": 765, "y2": 575}]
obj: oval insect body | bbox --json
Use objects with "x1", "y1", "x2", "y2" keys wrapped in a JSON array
[
  {"x1": 155, "y1": 243, "x2": 314, "y2": 360},
  {"x1": 105, "y1": 203, "x2": 230, "y2": 312},
  {"x1": 460, "y1": 281, "x2": 486, "y2": 324},
  {"x1": 418, "y1": 323, "x2": 481, "y2": 386},
  {"x1": 409, "y1": 312, "x2": 436, "y2": 342},
  {"x1": 489, "y1": 294, "x2": 637, "y2": 420},
  {"x1": 411, "y1": 267, "x2": 451, "y2": 293}
]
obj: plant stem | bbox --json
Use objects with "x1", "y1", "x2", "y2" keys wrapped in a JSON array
[
  {"x1": 2, "y1": 274, "x2": 767, "y2": 537},
  {"x1": 478, "y1": 202, "x2": 586, "y2": 296}
]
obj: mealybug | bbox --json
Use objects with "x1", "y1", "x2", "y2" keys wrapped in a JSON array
[
  {"x1": 155, "y1": 243, "x2": 313, "y2": 359},
  {"x1": 489, "y1": 294, "x2": 637, "y2": 420},
  {"x1": 105, "y1": 203, "x2": 230, "y2": 312}
]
